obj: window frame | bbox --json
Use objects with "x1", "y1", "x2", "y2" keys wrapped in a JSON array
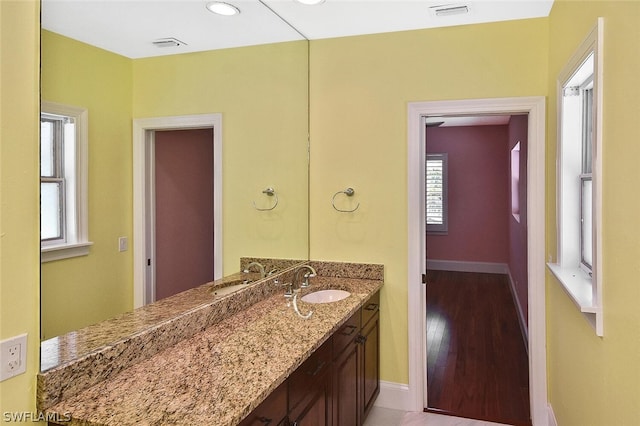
[
  {"x1": 547, "y1": 18, "x2": 604, "y2": 336},
  {"x1": 40, "y1": 101, "x2": 92, "y2": 262},
  {"x1": 426, "y1": 153, "x2": 448, "y2": 234},
  {"x1": 40, "y1": 115, "x2": 67, "y2": 243}
]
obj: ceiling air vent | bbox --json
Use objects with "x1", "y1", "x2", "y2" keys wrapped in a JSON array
[
  {"x1": 152, "y1": 38, "x2": 187, "y2": 48},
  {"x1": 429, "y1": 3, "x2": 471, "y2": 17}
]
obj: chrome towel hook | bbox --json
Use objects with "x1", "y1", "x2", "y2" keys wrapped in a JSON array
[
  {"x1": 332, "y1": 187, "x2": 360, "y2": 213},
  {"x1": 253, "y1": 187, "x2": 279, "y2": 211}
]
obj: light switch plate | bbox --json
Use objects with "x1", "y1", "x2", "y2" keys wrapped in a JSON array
[{"x1": 118, "y1": 236, "x2": 128, "y2": 252}]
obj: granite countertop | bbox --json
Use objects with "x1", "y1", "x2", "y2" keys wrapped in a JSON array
[{"x1": 43, "y1": 275, "x2": 382, "y2": 426}]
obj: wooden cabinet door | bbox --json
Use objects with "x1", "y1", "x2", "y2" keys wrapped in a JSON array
[
  {"x1": 332, "y1": 340, "x2": 359, "y2": 426},
  {"x1": 360, "y1": 312, "x2": 380, "y2": 420},
  {"x1": 239, "y1": 381, "x2": 288, "y2": 426},
  {"x1": 290, "y1": 375, "x2": 331, "y2": 426}
]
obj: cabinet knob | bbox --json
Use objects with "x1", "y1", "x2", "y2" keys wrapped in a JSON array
[
  {"x1": 356, "y1": 335, "x2": 367, "y2": 344},
  {"x1": 364, "y1": 303, "x2": 379, "y2": 312},
  {"x1": 257, "y1": 416, "x2": 272, "y2": 425},
  {"x1": 340, "y1": 325, "x2": 357, "y2": 336}
]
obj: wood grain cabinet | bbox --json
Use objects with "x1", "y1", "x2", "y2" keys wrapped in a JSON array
[
  {"x1": 360, "y1": 293, "x2": 380, "y2": 419},
  {"x1": 289, "y1": 339, "x2": 333, "y2": 426},
  {"x1": 240, "y1": 290, "x2": 381, "y2": 426},
  {"x1": 238, "y1": 381, "x2": 288, "y2": 426}
]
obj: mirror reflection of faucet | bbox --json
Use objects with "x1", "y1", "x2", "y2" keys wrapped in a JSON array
[{"x1": 243, "y1": 261, "x2": 266, "y2": 279}]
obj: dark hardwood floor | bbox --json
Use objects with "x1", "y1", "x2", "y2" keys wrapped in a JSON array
[{"x1": 426, "y1": 270, "x2": 531, "y2": 426}]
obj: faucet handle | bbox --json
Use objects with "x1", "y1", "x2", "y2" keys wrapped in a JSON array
[
  {"x1": 300, "y1": 272, "x2": 316, "y2": 288},
  {"x1": 283, "y1": 283, "x2": 294, "y2": 298}
]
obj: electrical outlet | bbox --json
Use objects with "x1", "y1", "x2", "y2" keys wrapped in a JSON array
[
  {"x1": 118, "y1": 236, "x2": 128, "y2": 252},
  {"x1": 0, "y1": 334, "x2": 27, "y2": 381}
]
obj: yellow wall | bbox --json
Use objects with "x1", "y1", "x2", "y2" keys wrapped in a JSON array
[
  {"x1": 40, "y1": 31, "x2": 133, "y2": 339},
  {"x1": 309, "y1": 18, "x2": 548, "y2": 384},
  {"x1": 5, "y1": 1, "x2": 640, "y2": 421},
  {"x1": 0, "y1": 0, "x2": 40, "y2": 422},
  {"x1": 546, "y1": 1, "x2": 640, "y2": 425},
  {"x1": 132, "y1": 42, "x2": 309, "y2": 275},
  {"x1": 40, "y1": 34, "x2": 309, "y2": 338}
]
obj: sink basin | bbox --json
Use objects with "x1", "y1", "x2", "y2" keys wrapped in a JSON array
[{"x1": 301, "y1": 289, "x2": 351, "y2": 304}]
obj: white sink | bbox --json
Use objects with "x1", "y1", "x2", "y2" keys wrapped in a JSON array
[
  {"x1": 210, "y1": 281, "x2": 251, "y2": 297},
  {"x1": 301, "y1": 289, "x2": 351, "y2": 304}
]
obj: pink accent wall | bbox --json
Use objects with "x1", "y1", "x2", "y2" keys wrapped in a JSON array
[
  {"x1": 508, "y1": 115, "x2": 529, "y2": 326},
  {"x1": 426, "y1": 125, "x2": 509, "y2": 263},
  {"x1": 155, "y1": 129, "x2": 214, "y2": 300}
]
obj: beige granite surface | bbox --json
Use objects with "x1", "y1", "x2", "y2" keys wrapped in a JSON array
[
  {"x1": 43, "y1": 274, "x2": 382, "y2": 425},
  {"x1": 38, "y1": 262, "x2": 305, "y2": 411},
  {"x1": 41, "y1": 258, "x2": 304, "y2": 373}
]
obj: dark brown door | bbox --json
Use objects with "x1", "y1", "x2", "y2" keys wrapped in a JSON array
[{"x1": 154, "y1": 128, "x2": 214, "y2": 300}]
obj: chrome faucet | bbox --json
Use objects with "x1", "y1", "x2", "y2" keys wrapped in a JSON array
[
  {"x1": 294, "y1": 265, "x2": 317, "y2": 289},
  {"x1": 243, "y1": 261, "x2": 266, "y2": 279}
]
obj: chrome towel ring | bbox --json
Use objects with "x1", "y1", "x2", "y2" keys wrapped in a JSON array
[
  {"x1": 332, "y1": 187, "x2": 360, "y2": 213},
  {"x1": 253, "y1": 187, "x2": 278, "y2": 211}
]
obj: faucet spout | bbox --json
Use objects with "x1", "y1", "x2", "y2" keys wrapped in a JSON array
[
  {"x1": 243, "y1": 262, "x2": 266, "y2": 279},
  {"x1": 294, "y1": 265, "x2": 317, "y2": 289}
]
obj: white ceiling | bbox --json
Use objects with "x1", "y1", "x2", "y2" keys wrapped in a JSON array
[{"x1": 42, "y1": 0, "x2": 554, "y2": 59}]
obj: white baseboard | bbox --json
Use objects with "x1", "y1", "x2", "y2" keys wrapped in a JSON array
[
  {"x1": 427, "y1": 259, "x2": 508, "y2": 275},
  {"x1": 507, "y1": 268, "x2": 529, "y2": 350},
  {"x1": 548, "y1": 403, "x2": 558, "y2": 426},
  {"x1": 374, "y1": 381, "x2": 411, "y2": 411}
]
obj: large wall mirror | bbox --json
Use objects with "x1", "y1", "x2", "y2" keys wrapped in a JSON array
[{"x1": 39, "y1": 0, "x2": 310, "y2": 345}]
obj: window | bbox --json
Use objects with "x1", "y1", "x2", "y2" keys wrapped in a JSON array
[
  {"x1": 40, "y1": 101, "x2": 92, "y2": 262},
  {"x1": 548, "y1": 18, "x2": 603, "y2": 336},
  {"x1": 510, "y1": 141, "x2": 521, "y2": 222},
  {"x1": 426, "y1": 153, "x2": 448, "y2": 234}
]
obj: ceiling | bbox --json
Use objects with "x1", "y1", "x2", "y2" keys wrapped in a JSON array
[{"x1": 41, "y1": 0, "x2": 554, "y2": 59}]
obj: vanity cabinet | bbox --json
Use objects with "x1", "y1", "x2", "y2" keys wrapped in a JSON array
[
  {"x1": 332, "y1": 312, "x2": 361, "y2": 425},
  {"x1": 289, "y1": 339, "x2": 333, "y2": 425},
  {"x1": 331, "y1": 291, "x2": 380, "y2": 425},
  {"x1": 279, "y1": 290, "x2": 380, "y2": 426},
  {"x1": 360, "y1": 297, "x2": 380, "y2": 418},
  {"x1": 238, "y1": 381, "x2": 288, "y2": 426}
]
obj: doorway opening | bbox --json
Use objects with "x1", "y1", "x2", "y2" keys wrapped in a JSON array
[
  {"x1": 132, "y1": 114, "x2": 223, "y2": 308},
  {"x1": 424, "y1": 114, "x2": 530, "y2": 425},
  {"x1": 407, "y1": 97, "x2": 548, "y2": 426}
]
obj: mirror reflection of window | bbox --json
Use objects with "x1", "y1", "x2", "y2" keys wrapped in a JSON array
[{"x1": 40, "y1": 102, "x2": 91, "y2": 262}]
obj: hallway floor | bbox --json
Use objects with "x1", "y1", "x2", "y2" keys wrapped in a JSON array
[
  {"x1": 364, "y1": 407, "x2": 510, "y2": 426},
  {"x1": 426, "y1": 270, "x2": 530, "y2": 425}
]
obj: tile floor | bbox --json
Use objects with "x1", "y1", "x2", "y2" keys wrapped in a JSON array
[{"x1": 364, "y1": 407, "x2": 511, "y2": 426}]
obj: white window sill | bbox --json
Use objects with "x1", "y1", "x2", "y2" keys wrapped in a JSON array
[
  {"x1": 41, "y1": 241, "x2": 93, "y2": 263},
  {"x1": 547, "y1": 262, "x2": 603, "y2": 336}
]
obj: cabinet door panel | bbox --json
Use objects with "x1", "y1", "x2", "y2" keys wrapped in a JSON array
[
  {"x1": 239, "y1": 381, "x2": 288, "y2": 426},
  {"x1": 289, "y1": 339, "x2": 332, "y2": 416},
  {"x1": 333, "y1": 341, "x2": 359, "y2": 426},
  {"x1": 361, "y1": 313, "x2": 380, "y2": 419}
]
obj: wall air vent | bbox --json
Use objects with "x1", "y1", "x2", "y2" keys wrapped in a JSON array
[
  {"x1": 152, "y1": 38, "x2": 187, "y2": 48},
  {"x1": 429, "y1": 3, "x2": 471, "y2": 17}
]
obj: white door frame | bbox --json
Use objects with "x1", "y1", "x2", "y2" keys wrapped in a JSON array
[
  {"x1": 407, "y1": 97, "x2": 548, "y2": 425},
  {"x1": 132, "y1": 114, "x2": 223, "y2": 308}
]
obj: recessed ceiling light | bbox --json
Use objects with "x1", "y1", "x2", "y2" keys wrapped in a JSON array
[
  {"x1": 206, "y1": 2, "x2": 240, "y2": 16},
  {"x1": 295, "y1": 0, "x2": 326, "y2": 5}
]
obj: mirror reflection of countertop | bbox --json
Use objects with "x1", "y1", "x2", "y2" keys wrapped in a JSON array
[{"x1": 39, "y1": 261, "x2": 383, "y2": 426}]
